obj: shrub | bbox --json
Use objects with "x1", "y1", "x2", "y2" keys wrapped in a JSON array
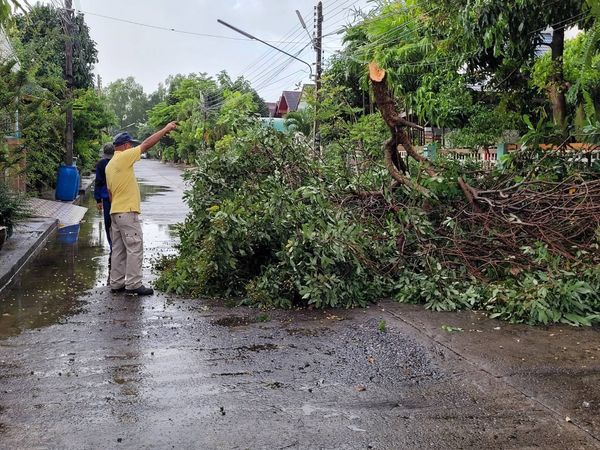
[{"x1": 0, "y1": 182, "x2": 29, "y2": 237}]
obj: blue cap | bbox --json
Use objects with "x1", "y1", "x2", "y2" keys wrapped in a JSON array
[{"x1": 113, "y1": 132, "x2": 140, "y2": 147}]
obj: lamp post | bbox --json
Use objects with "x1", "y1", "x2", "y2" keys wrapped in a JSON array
[
  {"x1": 296, "y1": 10, "x2": 315, "y2": 47},
  {"x1": 217, "y1": 16, "x2": 321, "y2": 151},
  {"x1": 217, "y1": 19, "x2": 313, "y2": 80}
]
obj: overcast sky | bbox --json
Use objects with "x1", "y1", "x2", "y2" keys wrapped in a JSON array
[
  {"x1": 35, "y1": 1, "x2": 581, "y2": 103},
  {"x1": 46, "y1": 0, "x2": 371, "y2": 102}
]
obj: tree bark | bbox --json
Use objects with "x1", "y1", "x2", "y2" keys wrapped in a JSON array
[
  {"x1": 370, "y1": 76, "x2": 436, "y2": 177},
  {"x1": 384, "y1": 138, "x2": 429, "y2": 196},
  {"x1": 549, "y1": 26, "x2": 567, "y2": 130}
]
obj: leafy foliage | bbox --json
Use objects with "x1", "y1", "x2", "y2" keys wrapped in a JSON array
[
  {"x1": 104, "y1": 77, "x2": 149, "y2": 137},
  {"x1": 6, "y1": 4, "x2": 109, "y2": 189},
  {"x1": 0, "y1": 181, "x2": 29, "y2": 236},
  {"x1": 447, "y1": 106, "x2": 520, "y2": 150},
  {"x1": 284, "y1": 109, "x2": 313, "y2": 137},
  {"x1": 156, "y1": 122, "x2": 395, "y2": 308},
  {"x1": 157, "y1": 102, "x2": 600, "y2": 327},
  {"x1": 112, "y1": 0, "x2": 599, "y2": 328},
  {"x1": 73, "y1": 88, "x2": 115, "y2": 170},
  {"x1": 0, "y1": 0, "x2": 25, "y2": 26},
  {"x1": 144, "y1": 72, "x2": 265, "y2": 164},
  {"x1": 13, "y1": 5, "x2": 98, "y2": 90}
]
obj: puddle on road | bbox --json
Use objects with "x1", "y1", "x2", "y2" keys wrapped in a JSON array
[{"x1": 0, "y1": 182, "x2": 180, "y2": 339}]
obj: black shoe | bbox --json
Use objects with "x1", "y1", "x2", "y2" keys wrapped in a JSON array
[
  {"x1": 111, "y1": 286, "x2": 126, "y2": 293},
  {"x1": 125, "y1": 285, "x2": 154, "y2": 296}
]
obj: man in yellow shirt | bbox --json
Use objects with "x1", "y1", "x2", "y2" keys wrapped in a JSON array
[{"x1": 106, "y1": 122, "x2": 177, "y2": 295}]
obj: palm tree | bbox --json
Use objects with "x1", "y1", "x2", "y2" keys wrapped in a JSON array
[{"x1": 284, "y1": 109, "x2": 313, "y2": 137}]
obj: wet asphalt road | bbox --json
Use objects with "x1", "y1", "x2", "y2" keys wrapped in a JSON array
[{"x1": 1, "y1": 160, "x2": 600, "y2": 449}]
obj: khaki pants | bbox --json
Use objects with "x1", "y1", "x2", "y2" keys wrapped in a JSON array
[{"x1": 110, "y1": 212, "x2": 143, "y2": 290}]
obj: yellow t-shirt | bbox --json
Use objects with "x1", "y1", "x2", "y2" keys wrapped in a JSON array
[{"x1": 106, "y1": 146, "x2": 142, "y2": 214}]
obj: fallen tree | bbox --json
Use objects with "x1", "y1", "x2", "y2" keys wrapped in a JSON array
[
  {"x1": 155, "y1": 99, "x2": 600, "y2": 325},
  {"x1": 368, "y1": 62, "x2": 599, "y2": 275}
]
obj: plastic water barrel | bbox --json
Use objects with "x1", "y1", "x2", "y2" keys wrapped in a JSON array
[
  {"x1": 55, "y1": 164, "x2": 80, "y2": 201},
  {"x1": 57, "y1": 223, "x2": 80, "y2": 245},
  {"x1": 73, "y1": 168, "x2": 81, "y2": 199}
]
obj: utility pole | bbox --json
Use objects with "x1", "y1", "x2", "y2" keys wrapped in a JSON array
[
  {"x1": 314, "y1": 1, "x2": 323, "y2": 154},
  {"x1": 64, "y1": 0, "x2": 75, "y2": 166},
  {"x1": 199, "y1": 91, "x2": 208, "y2": 151}
]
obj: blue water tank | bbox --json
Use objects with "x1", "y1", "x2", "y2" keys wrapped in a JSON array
[
  {"x1": 57, "y1": 223, "x2": 80, "y2": 245},
  {"x1": 73, "y1": 168, "x2": 81, "y2": 199},
  {"x1": 55, "y1": 164, "x2": 80, "y2": 201}
]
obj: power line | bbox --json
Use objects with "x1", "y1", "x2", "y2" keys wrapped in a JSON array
[
  {"x1": 325, "y1": 0, "x2": 359, "y2": 24},
  {"x1": 251, "y1": 44, "x2": 311, "y2": 89},
  {"x1": 250, "y1": 1, "x2": 355, "y2": 96},
  {"x1": 239, "y1": 8, "x2": 313, "y2": 77},
  {"x1": 255, "y1": 69, "x2": 309, "y2": 92},
  {"x1": 77, "y1": 10, "x2": 309, "y2": 44},
  {"x1": 243, "y1": 26, "x2": 309, "y2": 81},
  {"x1": 248, "y1": 1, "x2": 361, "y2": 100},
  {"x1": 245, "y1": 38, "x2": 311, "y2": 88}
]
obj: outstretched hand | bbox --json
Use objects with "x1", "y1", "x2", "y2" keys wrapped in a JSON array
[
  {"x1": 141, "y1": 122, "x2": 179, "y2": 153},
  {"x1": 163, "y1": 121, "x2": 178, "y2": 135}
]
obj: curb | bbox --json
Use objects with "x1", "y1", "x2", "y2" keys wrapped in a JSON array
[
  {"x1": 0, "y1": 218, "x2": 58, "y2": 293},
  {"x1": 0, "y1": 176, "x2": 95, "y2": 292}
]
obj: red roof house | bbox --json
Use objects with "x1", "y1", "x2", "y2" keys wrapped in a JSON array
[{"x1": 275, "y1": 91, "x2": 301, "y2": 118}]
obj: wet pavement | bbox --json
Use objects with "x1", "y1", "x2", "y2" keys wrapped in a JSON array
[
  {"x1": 1, "y1": 160, "x2": 599, "y2": 449},
  {"x1": 0, "y1": 161, "x2": 183, "y2": 339}
]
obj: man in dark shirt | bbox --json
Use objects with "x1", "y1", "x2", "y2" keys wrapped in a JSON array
[{"x1": 94, "y1": 143, "x2": 115, "y2": 249}]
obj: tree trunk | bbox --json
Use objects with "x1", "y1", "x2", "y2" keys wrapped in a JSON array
[
  {"x1": 549, "y1": 26, "x2": 567, "y2": 130},
  {"x1": 368, "y1": 63, "x2": 481, "y2": 203},
  {"x1": 370, "y1": 76, "x2": 435, "y2": 176}
]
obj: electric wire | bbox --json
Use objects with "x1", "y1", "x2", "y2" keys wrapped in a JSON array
[
  {"x1": 238, "y1": 7, "x2": 313, "y2": 77},
  {"x1": 345, "y1": 0, "x2": 582, "y2": 61},
  {"x1": 243, "y1": 26, "x2": 309, "y2": 81},
  {"x1": 44, "y1": 0, "x2": 587, "y2": 110},
  {"x1": 255, "y1": 69, "x2": 309, "y2": 91},
  {"x1": 251, "y1": 43, "x2": 311, "y2": 90},
  {"x1": 251, "y1": 1, "x2": 360, "y2": 95},
  {"x1": 240, "y1": 33, "x2": 311, "y2": 91},
  {"x1": 76, "y1": 10, "x2": 310, "y2": 44},
  {"x1": 325, "y1": 0, "x2": 359, "y2": 24},
  {"x1": 244, "y1": 34, "x2": 312, "y2": 88},
  {"x1": 239, "y1": 25, "x2": 306, "y2": 76}
]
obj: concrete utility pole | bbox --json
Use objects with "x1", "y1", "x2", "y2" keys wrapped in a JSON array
[
  {"x1": 314, "y1": 1, "x2": 323, "y2": 154},
  {"x1": 64, "y1": 0, "x2": 74, "y2": 166}
]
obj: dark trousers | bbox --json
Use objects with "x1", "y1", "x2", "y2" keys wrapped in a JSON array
[{"x1": 102, "y1": 198, "x2": 112, "y2": 249}]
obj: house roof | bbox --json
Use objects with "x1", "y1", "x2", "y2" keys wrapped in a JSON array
[
  {"x1": 281, "y1": 91, "x2": 301, "y2": 112},
  {"x1": 266, "y1": 102, "x2": 277, "y2": 114}
]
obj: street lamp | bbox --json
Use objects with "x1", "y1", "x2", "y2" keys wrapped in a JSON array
[
  {"x1": 217, "y1": 19, "x2": 313, "y2": 80},
  {"x1": 296, "y1": 10, "x2": 315, "y2": 48}
]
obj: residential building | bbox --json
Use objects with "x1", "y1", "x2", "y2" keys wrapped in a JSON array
[
  {"x1": 265, "y1": 102, "x2": 277, "y2": 118},
  {"x1": 535, "y1": 29, "x2": 553, "y2": 57},
  {"x1": 274, "y1": 90, "x2": 301, "y2": 118}
]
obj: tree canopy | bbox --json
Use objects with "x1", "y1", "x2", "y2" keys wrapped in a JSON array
[{"x1": 6, "y1": 4, "x2": 113, "y2": 190}]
